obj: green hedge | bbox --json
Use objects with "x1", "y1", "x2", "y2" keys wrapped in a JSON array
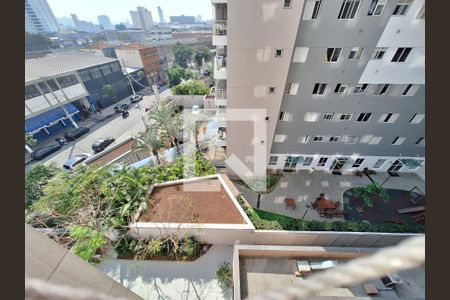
[{"x1": 236, "y1": 196, "x2": 424, "y2": 233}]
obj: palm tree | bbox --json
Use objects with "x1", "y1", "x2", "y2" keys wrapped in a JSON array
[
  {"x1": 132, "y1": 126, "x2": 165, "y2": 165},
  {"x1": 147, "y1": 102, "x2": 183, "y2": 148},
  {"x1": 216, "y1": 262, "x2": 232, "y2": 288}
]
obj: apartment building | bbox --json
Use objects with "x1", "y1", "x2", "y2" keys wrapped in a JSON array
[
  {"x1": 25, "y1": 0, "x2": 59, "y2": 34},
  {"x1": 130, "y1": 7, "x2": 154, "y2": 31},
  {"x1": 212, "y1": 0, "x2": 425, "y2": 177}
]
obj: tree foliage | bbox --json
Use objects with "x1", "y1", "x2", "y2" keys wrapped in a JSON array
[
  {"x1": 25, "y1": 32, "x2": 54, "y2": 52},
  {"x1": 171, "y1": 80, "x2": 210, "y2": 96},
  {"x1": 68, "y1": 225, "x2": 106, "y2": 262},
  {"x1": 146, "y1": 101, "x2": 183, "y2": 147},
  {"x1": 102, "y1": 84, "x2": 117, "y2": 102},
  {"x1": 167, "y1": 65, "x2": 195, "y2": 87},
  {"x1": 353, "y1": 183, "x2": 390, "y2": 208},
  {"x1": 132, "y1": 125, "x2": 166, "y2": 165},
  {"x1": 172, "y1": 42, "x2": 194, "y2": 68},
  {"x1": 25, "y1": 164, "x2": 60, "y2": 208},
  {"x1": 193, "y1": 47, "x2": 213, "y2": 67},
  {"x1": 216, "y1": 262, "x2": 233, "y2": 288},
  {"x1": 25, "y1": 133, "x2": 37, "y2": 147},
  {"x1": 115, "y1": 23, "x2": 127, "y2": 30}
]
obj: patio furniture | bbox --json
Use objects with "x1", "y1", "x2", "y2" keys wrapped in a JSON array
[
  {"x1": 284, "y1": 198, "x2": 296, "y2": 210},
  {"x1": 363, "y1": 283, "x2": 379, "y2": 296},
  {"x1": 397, "y1": 206, "x2": 425, "y2": 214},
  {"x1": 363, "y1": 167, "x2": 377, "y2": 175},
  {"x1": 314, "y1": 198, "x2": 338, "y2": 210},
  {"x1": 381, "y1": 274, "x2": 402, "y2": 287},
  {"x1": 319, "y1": 193, "x2": 325, "y2": 199},
  {"x1": 412, "y1": 212, "x2": 425, "y2": 222},
  {"x1": 355, "y1": 170, "x2": 363, "y2": 177}
]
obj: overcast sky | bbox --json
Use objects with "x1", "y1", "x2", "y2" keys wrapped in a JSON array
[{"x1": 47, "y1": 0, "x2": 213, "y2": 24}]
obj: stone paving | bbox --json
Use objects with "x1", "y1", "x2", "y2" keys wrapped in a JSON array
[{"x1": 234, "y1": 170, "x2": 425, "y2": 222}]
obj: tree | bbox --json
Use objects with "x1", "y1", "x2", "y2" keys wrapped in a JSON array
[
  {"x1": 115, "y1": 23, "x2": 127, "y2": 30},
  {"x1": 352, "y1": 183, "x2": 390, "y2": 208},
  {"x1": 147, "y1": 102, "x2": 183, "y2": 148},
  {"x1": 25, "y1": 32, "x2": 54, "y2": 52},
  {"x1": 102, "y1": 84, "x2": 117, "y2": 103},
  {"x1": 171, "y1": 80, "x2": 210, "y2": 96},
  {"x1": 193, "y1": 47, "x2": 213, "y2": 67},
  {"x1": 25, "y1": 164, "x2": 60, "y2": 208},
  {"x1": 25, "y1": 133, "x2": 37, "y2": 152},
  {"x1": 172, "y1": 42, "x2": 194, "y2": 68},
  {"x1": 216, "y1": 262, "x2": 233, "y2": 288},
  {"x1": 167, "y1": 65, "x2": 195, "y2": 87},
  {"x1": 132, "y1": 126, "x2": 166, "y2": 165}
]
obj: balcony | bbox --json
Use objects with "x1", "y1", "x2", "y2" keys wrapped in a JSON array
[
  {"x1": 214, "y1": 55, "x2": 227, "y2": 80},
  {"x1": 217, "y1": 108, "x2": 227, "y2": 128},
  {"x1": 215, "y1": 89, "x2": 227, "y2": 107},
  {"x1": 212, "y1": 20, "x2": 227, "y2": 46}
]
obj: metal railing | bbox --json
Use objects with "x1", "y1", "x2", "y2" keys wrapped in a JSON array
[
  {"x1": 215, "y1": 56, "x2": 227, "y2": 70},
  {"x1": 214, "y1": 20, "x2": 227, "y2": 36},
  {"x1": 216, "y1": 89, "x2": 227, "y2": 99}
]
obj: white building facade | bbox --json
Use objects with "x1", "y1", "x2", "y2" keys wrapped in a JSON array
[
  {"x1": 25, "y1": 0, "x2": 59, "y2": 34},
  {"x1": 130, "y1": 7, "x2": 154, "y2": 30}
]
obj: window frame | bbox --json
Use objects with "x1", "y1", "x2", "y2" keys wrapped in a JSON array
[
  {"x1": 303, "y1": 157, "x2": 314, "y2": 166},
  {"x1": 348, "y1": 47, "x2": 365, "y2": 59},
  {"x1": 371, "y1": 47, "x2": 388, "y2": 60},
  {"x1": 415, "y1": 137, "x2": 425, "y2": 146},
  {"x1": 339, "y1": 113, "x2": 352, "y2": 121},
  {"x1": 356, "y1": 112, "x2": 372, "y2": 122},
  {"x1": 367, "y1": 0, "x2": 387, "y2": 16},
  {"x1": 373, "y1": 84, "x2": 391, "y2": 95},
  {"x1": 269, "y1": 156, "x2": 278, "y2": 165},
  {"x1": 373, "y1": 159, "x2": 387, "y2": 169},
  {"x1": 402, "y1": 84, "x2": 419, "y2": 96},
  {"x1": 334, "y1": 83, "x2": 348, "y2": 94},
  {"x1": 392, "y1": 136, "x2": 406, "y2": 145},
  {"x1": 323, "y1": 48, "x2": 343, "y2": 63},
  {"x1": 337, "y1": 0, "x2": 361, "y2": 20},
  {"x1": 317, "y1": 157, "x2": 328, "y2": 167},
  {"x1": 329, "y1": 136, "x2": 341, "y2": 142},
  {"x1": 298, "y1": 135, "x2": 309, "y2": 144},
  {"x1": 312, "y1": 83, "x2": 327, "y2": 95},
  {"x1": 352, "y1": 158, "x2": 365, "y2": 168},
  {"x1": 323, "y1": 112, "x2": 335, "y2": 120},
  {"x1": 353, "y1": 84, "x2": 368, "y2": 94},
  {"x1": 313, "y1": 135, "x2": 325, "y2": 142},
  {"x1": 392, "y1": 0, "x2": 413, "y2": 16},
  {"x1": 409, "y1": 113, "x2": 425, "y2": 124},
  {"x1": 391, "y1": 47, "x2": 412, "y2": 62},
  {"x1": 283, "y1": 0, "x2": 293, "y2": 9}
]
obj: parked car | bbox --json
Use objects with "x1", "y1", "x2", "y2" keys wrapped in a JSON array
[
  {"x1": 114, "y1": 103, "x2": 130, "y2": 113},
  {"x1": 92, "y1": 137, "x2": 116, "y2": 153},
  {"x1": 31, "y1": 144, "x2": 62, "y2": 160},
  {"x1": 129, "y1": 94, "x2": 143, "y2": 103},
  {"x1": 62, "y1": 153, "x2": 91, "y2": 171},
  {"x1": 64, "y1": 127, "x2": 90, "y2": 141}
]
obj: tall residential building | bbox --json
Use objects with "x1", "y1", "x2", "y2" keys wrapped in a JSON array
[
  {"x1": 157, "y1": 6, "x2": 165, "y2": 24},
  {"x1": 25, "y1": 0, "x2": 59, "y2": 34},
  {"x1": 97, "y1": 15, "x2": 113, "y2": 30},
  {"x1": 71, "y1": 14, "x2": 101, "y2": 33},
  {"x1": 130, "y1": 7, "x2": 154, "y2": 30},
  {"x1": 212, "y1": 0, "x2": 425, "y2": 178},
  {"x1": 169, "y1": 15, "x2": 196, "y2": 24}
]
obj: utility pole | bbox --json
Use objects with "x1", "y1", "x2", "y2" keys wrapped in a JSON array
[
  {"x1": 121, "y1": 58, "x2": 136, "y2": 96},
  {"x1": 37, "y1": 78, "x2": 79, "y2": 129}
]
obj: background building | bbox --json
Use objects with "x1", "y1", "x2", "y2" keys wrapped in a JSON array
[
  {"x1": 71, "y1": 14, "x2": 101, "y2": 33},
  {"x1": 81, "y1": 42, "x2": 118, "y2": 59},
  {"x1": 97, "y1": 15, "x2": 113, "y2": 30},
  {"x1": 157, "y1": 6, "x2": 165, "y2": 24},
  {"x1": 170, "y1": 15, "x2": 196, "y2": 24},
  {"x1": 213, "y1": 0, "x2": 425, "y2": 177},
  {"x1": 25, "y1": 0, "x2": 59, "y2": 34},
  {"x1": 130, "y1": 7, "x2": 154, "y2": 30}
]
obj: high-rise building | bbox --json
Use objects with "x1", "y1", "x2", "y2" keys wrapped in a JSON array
[
  {"x1": 158, "y1": 6, "x2": 165, "y2": 24},
  {"x1": 169, "y1": 15, "x2": 196, "y2": 24},
  {"x1": 71, "y1": 14, "x2": 101, "y2": 33},
  {"x1": 25, "y1": 0, "x2": 59, "y2": 34},
  {"x1": 130, "y1": 6, "x2": 154, "y2": 30},
  {"x1": 97, "y1": 15, "x2": 113, "y2": 30},
  {"x1": 211, "y1": 0, "x2": 425, "y2": 178}
]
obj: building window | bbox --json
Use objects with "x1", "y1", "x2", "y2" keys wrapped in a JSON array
[
  {"x1": 329, "y1": 136, "x2": 340, "y2": 142},
  {"x1": 352, "y1": 158, "x2": 364, "y2": 168},
  {"x1": 298, "y1": 135, "x2": 309, "y2": 143},
  {"x1": 313, "y1": 135, "x2": 325, "y2": 142},
  {"x1": 274, "y1": 134, "x2": 287, "y2": 143},
  {"x1": 339, "y1": 113, "x2": 352, "y2": 121},
  {"x1": 275, "y1": 49, "x2": 283, "y2": 57},
  {"x1": 353, "y1": 84, "x2": 368, "y2": 94},
  {"x1": 317, "y1": 157, "x2": 328, "y2": 167},
  {"x1": 393, "y1": 0, "x2": 413, "y2": 16},
  {"x1": 285, "y1": 83, "x2": 299, "y2": 95},
  {"x1": 101, "y1": 65, "x2": 112, "y2": 75},
  {"x1": 409, "y1": 113, "x2": 425, "y2": 124},
  {"x1": 356, "y1": 112, "x2": 372, "y2": 122},
  {"x1": 111, "y1": 63, "x2": 121, "y2": 72},
  {"x1": 324, "y1": 48, "x2": 342, "y2": 63},
  {"x1": 304, "y1": 112, "x2": 319, "y2": 122},
  {"x1": 78, "y1": 71, "x2": 91, "y2": 81},
  {"x1": 323, "y1": 112, "x2": 335, "y2": 120},
  {"x1": 292, "y1": 47, "x2": 309, "y2": 62},
  {"x1": 312, "y1": 83, "x2": 327, "y2": 95},
  {"x1": 25, "y1": 85, "x2": 41, "y2": 100},
  {"x1": 89, "y1": 69, "x2": 102, "y2": 79},
  {"x1": 303, "y1": 0, "x2": 322, "y2": 20},
  {"x1": 303, "y1": 157, "x2": 314, "y2": 166},
  {"x1": 415, "y1": 137, "x2": 425, "y2": 146},
  {"x1": 57, "y1": 75, "x2": 78, "y2": 88},
  {"x1": 369, "y1": 136, "x2": 383, "y2": 144},
  {"x1": 269, "y1": 87, "x2": 276, "y2": 94},
  {"x1": 283, "y1": 0, "x2": 292, "y2": 9},
  {"x1": 373, "y1": 84, "x2": 391, "y2": 95},
  {"x1": 379, "y1": 112, "x2": 399, "y2": 123},
  {"x1": 338, "y1": 0, "x2": 361, "y2": 19},
  {"x1": 417, "y1": 4, "x2": 425, "y2": 19},
  {"x1": 392, "y1": 136, "x2": 406, "y2": 145},
  {"x1": 269, "y1": 156, "x2": 278, "y2": 165},
  {"x1": 368, "y1": 0, "x2": 387, "y2": 16},
  {"x1": 373, "y1": 159, "x2": 386, "y2": 168},
  {"x1": 279, "y1": 111, "x2": 293, "y2": 121},
  {"x1": 371, "y1": 47, "x2": 388, "y2": 60},
  {"x1": 334, "y1": 83, "x2": 347, "y2": 94},
  {"x1": 37, "y1": 82, "x2": 52, "y2": 94},
  {"x1": 391, "y1": 47, "x2": 412, "y2": 62},
  {"x1": 348, "y1": 47, "x2": 365, "y2": 59},
  {"x1": 344, "y1": 136, "x2": 359, "y2": 144},
  {"x1": 402, "y1": 84, "x2": 419, "y2": 96}
]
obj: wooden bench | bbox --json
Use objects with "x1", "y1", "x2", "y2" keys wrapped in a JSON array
[
  {"x1": 363, "y1": 283, "x2": 379, "y2": 296},
  {"x1": 412, "y1": 213, "x2": 425, "y2": 221}
]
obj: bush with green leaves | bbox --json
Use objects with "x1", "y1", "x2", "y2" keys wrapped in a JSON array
[
  {"x1": 68, "y1": 225, "x2": 107, "y2": 262},
  {"x1": 171, "y1": 79, "x2": 210, "y2": 95},
  {"x1": 216, "y1": 262, "x2": 233, "y2": 288},
  {"x1": 25, "y1": 164, "x2": 60, "y2": 208},
  {"x1": 167, "y1": 65, "x2": 195, "y2": 87},
  {"x1": 353, "y1": 182, "x2": 390, "y2": 208}
]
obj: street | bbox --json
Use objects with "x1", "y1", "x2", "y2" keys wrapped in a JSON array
[{"x1": 26, "y1": 88, "x2": 172, "y2": 171}]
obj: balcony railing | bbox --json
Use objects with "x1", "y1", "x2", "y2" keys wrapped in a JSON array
[
  {"x1": 215, "y1": 56, "x2": 227, "y2": 70},
  {"x1": 216, "y1": 89, "x2": 227, "y2": 99},
  {"x1": 214, "y1": 20, "x2": 227, "y2": 36}
]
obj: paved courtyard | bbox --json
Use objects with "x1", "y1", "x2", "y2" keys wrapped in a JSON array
[
  {"x1": 235, "y1": 170, "x2": 425, "y2": 221},
  {"x1": 98, "y1": 245, "x2": 233, "y2": 300}
]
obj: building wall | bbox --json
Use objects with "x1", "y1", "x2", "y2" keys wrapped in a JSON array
[
  {"x1": 139, "y1": 47, "x2": 161, "y2": 81},
  {"x1": 116, "y1": 49, "x2": 144, "y2": 68},
  {"x1": 25, "y1": 0, "x2": 59, "y2": 33}
]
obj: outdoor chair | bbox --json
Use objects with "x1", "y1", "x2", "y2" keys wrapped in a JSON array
[{"x1": 355, "y1": 170, "x2": 363, "y2": 177}]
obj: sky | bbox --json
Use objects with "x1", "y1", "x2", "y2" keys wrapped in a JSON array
[{"x1": 47, "y1": 0, "x2": 213, "y2": 24}]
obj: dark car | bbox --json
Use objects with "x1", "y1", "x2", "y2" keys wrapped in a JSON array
[
  {"x1": 63, "y1": 154, "x2": 91, "y2": 170},
  {"x1": 92, "y1": 137, "x2": 116, "y2": 153},
  {"x1": 114, "y1": 104, "x2": 130, "y2": 113},
  {"x1": 31, "y1": 144, "x2": 62, "y2": 160},
  {"x1": 129, "y1": 94, "x2": 143, "y2": 103},
  {"x1": 64, "y1": 127, "x2": 90, "y2": 141}
]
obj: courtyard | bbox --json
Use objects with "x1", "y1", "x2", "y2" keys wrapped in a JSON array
[{"x1": 234, "y1": 170, "x2": 425, "y2": 223}]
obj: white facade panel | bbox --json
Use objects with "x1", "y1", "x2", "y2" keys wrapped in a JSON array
[{"x1": 212, "y1": 35, "x2": 228, "y2": 46}]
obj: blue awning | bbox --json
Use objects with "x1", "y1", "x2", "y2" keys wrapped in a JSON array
[{"x1": 25, "y1": 103, "x2": 79, "y2": 134}]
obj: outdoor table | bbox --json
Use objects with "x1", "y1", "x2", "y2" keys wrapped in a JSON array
[
  {"x1": 314, "y1": 199, "x2": 338, "y2": 210},
  {"x1": 284, "y1": 198, "x2": 296, "y2": 209}
]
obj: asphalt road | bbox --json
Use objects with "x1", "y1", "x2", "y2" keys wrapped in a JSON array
[{"x1": 26, "y1": 88, "x2": 172, "y2": 171}]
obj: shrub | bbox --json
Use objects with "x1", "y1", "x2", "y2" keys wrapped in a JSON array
[
  {"x1": 216, "y1": 262, "x2": 233, "y2": 288},
  {"x1": 68, "y1": 225, "x2": 106, "y2": 262},
  {"x1": 171, "y1": 79, "x2": 210, "y2": 95},
  {"x1": 180, "y1": 236, "x2": 201, "y2": 258},
  {"x1": 25, "y1": 164, "x2": 59, "y2": 208},
  {"x1": 354, "y1": 183, "x2": 390, "y2": 207}
]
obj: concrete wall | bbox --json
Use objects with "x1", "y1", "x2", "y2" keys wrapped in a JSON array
[{"x1": 171, "y1": 95, "x2": 205, "y2": 108}]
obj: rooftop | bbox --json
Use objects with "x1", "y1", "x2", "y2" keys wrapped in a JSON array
[
  {"x1": 83, "y1": 42, "x2": 112, "y2": 50},
  {"x1": 116, "y1": 43, "x2": 156, "y2": 50},
  {"x1": 138, "y1": 176, "x2": 248, "y2": 225},
  {"x1": 25, "y1": 51, "x2": 118, "y2": 83}
]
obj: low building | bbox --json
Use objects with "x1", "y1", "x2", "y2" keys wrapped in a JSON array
[
  {"x1": 81, "y1": 42, "x2": 117, "y2": 59},
  {"x1": 169, "y1": 15, "x2": 196, "y2": 25},
  {"x1": 115, "y1": 43, "x2": 162, "y2": 84}
]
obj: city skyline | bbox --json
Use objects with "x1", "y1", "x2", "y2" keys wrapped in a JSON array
[{"x1": 47, "y1": 0, "x2": 211, "y2": 25}]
